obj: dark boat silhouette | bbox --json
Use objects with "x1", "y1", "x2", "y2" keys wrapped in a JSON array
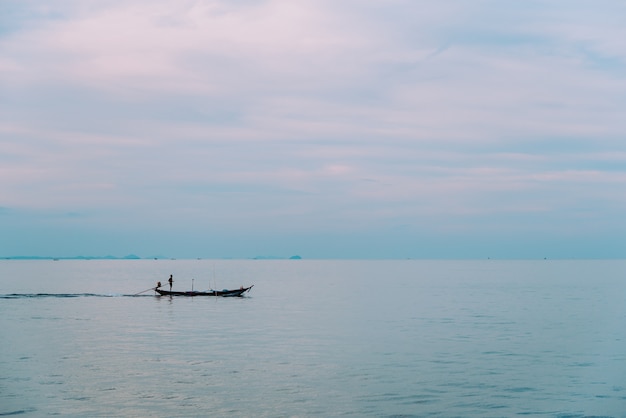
[{"x1": 155, "y1": 285, "x2": 253, "y2": 297}]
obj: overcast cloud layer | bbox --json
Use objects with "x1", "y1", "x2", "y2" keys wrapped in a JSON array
[{"x1": 1, "y1": 0, "x2": 625, "y2": 258}]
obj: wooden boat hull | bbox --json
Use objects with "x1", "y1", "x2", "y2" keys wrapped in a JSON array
[{"x1": 155, "y1": 285, "x2": 253, "y2": 297}]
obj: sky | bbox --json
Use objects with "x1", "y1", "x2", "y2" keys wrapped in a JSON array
[{"x1": 1, "y1": 0, "x2": 625, "y2": 259}]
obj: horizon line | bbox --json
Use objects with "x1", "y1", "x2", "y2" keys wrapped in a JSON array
[{"x1": 2, "y1": 255, "x2": 624, "y2": 261}]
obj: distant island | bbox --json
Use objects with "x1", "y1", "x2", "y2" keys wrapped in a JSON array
[{"x1": 253, "y1": 255, "x2": 302, "y2": 260}]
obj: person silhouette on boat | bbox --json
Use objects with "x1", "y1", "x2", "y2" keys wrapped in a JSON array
[
  {"x1": 168, "y1": 275, "x2": 173, "y2": 291},
  {"x1": 156, "y1": 281, "x2": 162, "y2": 289}
]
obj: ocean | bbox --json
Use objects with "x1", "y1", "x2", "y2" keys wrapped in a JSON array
[{"x1": 1, "y1": 259, "x2": 625, "y2": 417}]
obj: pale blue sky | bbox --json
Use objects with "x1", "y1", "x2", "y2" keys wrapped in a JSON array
[{"x1": 1, "y1": 0, "x2": 625, "y2": 259}]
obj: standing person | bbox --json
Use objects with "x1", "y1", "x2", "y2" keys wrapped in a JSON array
[{"x1": 168, "y1": 274, "x2": 173, "y2": 291}]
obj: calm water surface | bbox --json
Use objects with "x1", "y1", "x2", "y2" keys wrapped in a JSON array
[{"x1": 1, "y1": 259, "x2": 625, "y2": 417}]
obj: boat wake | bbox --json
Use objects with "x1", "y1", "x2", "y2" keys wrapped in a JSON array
[{"x1": 0, "y1": 293, "x2": 154, "y2": 299}]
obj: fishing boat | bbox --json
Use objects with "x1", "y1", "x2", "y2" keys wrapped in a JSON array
[{"x1": 155, "y1": 285, "x2": 253, "y2": 297}]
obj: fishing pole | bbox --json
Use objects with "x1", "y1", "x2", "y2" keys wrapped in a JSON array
[{"x1": 213, "y1": 264, "x2": 217, "y2": 292}]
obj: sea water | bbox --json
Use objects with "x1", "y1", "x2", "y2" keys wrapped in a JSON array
[{"x1": 1, "y1": 259, "x2": 625, "y2": 417}]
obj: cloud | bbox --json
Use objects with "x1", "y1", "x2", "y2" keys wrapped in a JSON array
[{"x1": 1, "y1": 0, "x2": 625, "y2": 257}]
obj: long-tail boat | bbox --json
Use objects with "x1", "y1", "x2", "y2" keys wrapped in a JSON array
[{"x1": 155, "y1": 285, "x2": 253, "y2": 297}]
